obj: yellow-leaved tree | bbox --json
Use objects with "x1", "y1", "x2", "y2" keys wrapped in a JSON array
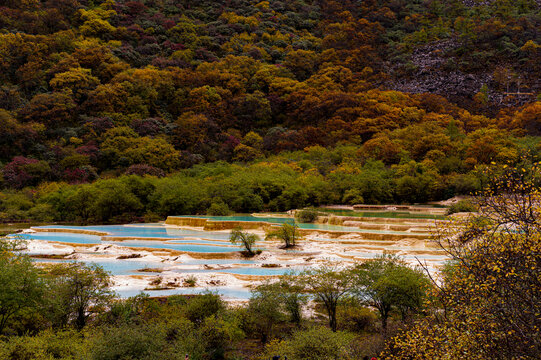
[{"x1": 383, "y1": 161, "x2": 541, "y2": 359}]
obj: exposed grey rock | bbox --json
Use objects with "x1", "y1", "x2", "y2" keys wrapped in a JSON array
[{"x1": 387, "y1": 38, "x2": 539, "y2": 108}]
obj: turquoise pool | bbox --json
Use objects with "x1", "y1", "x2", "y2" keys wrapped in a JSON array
[
  {"x1": 25, "y1": 233, "x2": 243, "y2": 253},
  {"x1": 21, "y1": 232, "x2": 102, "y2": 244},
  {"x1": 172, "y1": 215, "x2": 361, "y2": 231},
  {"x1": 37, "y1": 224, "x2": 231, "y2": 240},
  {"x1": 33, "y1": 219, "x2": 426, "y2": 240},
  {"x1": 179, "y1": 259, "x2": 256, "y2": 265},
  {"x1": 170, "y1": 215, "x2": 427, "y2": 233},
  {"x1": 173, "y1": 215, "x2": 294, "y2": 223},
  {"x1": 33, "y1": 258, "x2": 166, "y2": 276},
  {"x1": 20, "y1": 223, "x2": 273, "y2": 253},
  {"x1": 117, "y1": 286, "x2": 251, "y2": 299},
  {"x1": 217, "y1": 267, "x2": 297, "y2": 276},
  {"x1": 19, "y1": 229, "x2": 246, "y2": 253},
  {"x1": 348, "y1": 252, "x2": 449, "y2": 261},
  {"x1": 170, "y1": 267, "x2": 297, "y2": 276},
  {"x1": 109, "y1": 239, "x2": 242, "y2": 253}
]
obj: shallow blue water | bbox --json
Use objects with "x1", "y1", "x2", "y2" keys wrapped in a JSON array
[
  {"x1": 20, "y1": 232, "x2": 242, "y2": 253},
  {"x1": 295, "y1": 223, "x2": 365, "y2": 231},
  {"x1": 106, "y1": 239, "x2": 241, "y2": 253},
  {"x1": 179, "y1": 259, "x2": 256, "y2": 265},
  {"x1": 216, "y1": 267, "x2": 296, "y2": 276},
  {"x1": 172, "y1": 215, "x2": 360, "y2": 231},
  {"x1": 166, "y1": 239, "x2": 229, "y2": 245},
  {"x1": 347, "y1": 252, "x2": 448, "y2": 261},
  {"x1": 37, "y1": 224, "x2": 231, "y2": 240},
  {"x1": 170, "y1": 215, "x2": 425, "y2": 233},
  {"x1": 173, "y1": 215, "x2": 293, "y2": 224},
  {"x1": 170, "y1": 266, "x2": 297, "y2": 276},
  {"x1": 20, "y1": 232, "x2": 102, "y2": 244},
  {"x1": 117, "y1": 286, "x2": 251, "y2": 299},
  {"x1": 33, "y1": 257, "x2": 279, "y2": 280},
  {"x1": 33, "y1": 219, "x2": 424, "y2": 242},
  {"x1": 33, "y1": 258, "x2": 255, "y2": 299},
  {"x1": 32, "y1": 258, "x2": 166, "y2": 275},
  {"x1": 20, "y1": 223, "x2": 253, "y2": 253}
]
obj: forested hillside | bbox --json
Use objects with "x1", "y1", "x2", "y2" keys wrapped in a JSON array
[{"x1": 1, "y1": 0, "x2": 540, "y2": 222}]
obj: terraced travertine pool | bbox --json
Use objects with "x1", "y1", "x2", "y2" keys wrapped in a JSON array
[
  {"x1": 167, "y1": 215, "x2": 431, "y2": 234},
  {"x1": 22, "y1": 224, "x2": 252, "y2": 252},
  {"x1": 169, "y1": 215, "x2": 366, "y2": 231},
  {"x1": 37, "y1": 224, "x2": 233, "y2": 240},
  {"x1": 14, "y1": 213, "x2": 447, "y2": 300},
  {"x1": 117, "y1": 286, "x2": 252, "y2": 299},
  {"x1": 23, "y1": 234, "x2": 242, "y2": 253},
  {"x1": 33, "y1": 258, "x2": 166, "y2": 276}
]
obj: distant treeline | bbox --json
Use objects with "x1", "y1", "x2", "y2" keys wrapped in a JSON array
[{"x1": 2, "y1": 144, "x2": 529, "y2": 223}]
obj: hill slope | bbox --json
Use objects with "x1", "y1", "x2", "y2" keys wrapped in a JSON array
[{"x1": 0, "y1": 0, "x2": 540, "y2": 221}]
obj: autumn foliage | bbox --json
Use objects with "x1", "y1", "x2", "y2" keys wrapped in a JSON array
[
  {"x1": 0, "y1": 0, "x2": 539, "y2": 219},
  {"x1": 382, "y1": 162, "x2": 541, "y2": 359}
]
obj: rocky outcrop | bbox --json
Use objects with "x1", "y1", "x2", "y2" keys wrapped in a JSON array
[{"x1": 389, "y1": 39, "x2": 538, "y2": 109}]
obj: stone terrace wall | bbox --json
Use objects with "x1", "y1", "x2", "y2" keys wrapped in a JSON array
[
  {"x1": 165, "y1": 217, "x2": 274, "y2": 231},
  {"x1": 164, "y1": 217, "x2": 208, "y2": 227}
]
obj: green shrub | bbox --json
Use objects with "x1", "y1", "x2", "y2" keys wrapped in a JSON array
[
  {"x1": 184, "y1": 276, "x2": 197, "y2": 287},
  {"x1": 207, "y1": 201, "x2": 231, "y2": 216},
  {"x1": 198, "y1": 315, "x2": 244, "y2": 360},
  {"x1": 184, "y1": 292, "x2": 226, "y2": 325},
  {"x1": 259, "y1": 326, "x2": 358, "y2": 360},
  {"x1": 295, "y1": 209, "x2": 319, "y2": 223},
  {"x1": 85, "y1": 323, "x2": 172, "y2": 360},
  {"x1": 0, "y1": 330, "x2": 83, "y2": 360},
  {"x1": 100, "y1": 294, "x2": 148, "y2": 325},
  {"x1": 337, "y1": 305, "x2": 378, "y2": 333},
  {"x1": 446, "y1": 199, "x2": 476, "y2": 215},
  {"x1": 342, "y1": 189, "x2": 364, "y2": 205}
]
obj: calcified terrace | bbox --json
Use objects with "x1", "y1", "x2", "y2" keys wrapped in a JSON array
[{"x1": 19, "y1": 208, "x2": 448, "y2": 300}]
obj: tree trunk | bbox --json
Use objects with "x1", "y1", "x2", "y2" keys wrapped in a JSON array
[
  {"x1": 329, "y1": 305, "x2": 337, "y2": 332},
  {"x1": 382, "y1": 314, "x2": 388, "y2": 338},
  {"x1": 76, "y1": 306, "x2": 86, "y2": 329}
]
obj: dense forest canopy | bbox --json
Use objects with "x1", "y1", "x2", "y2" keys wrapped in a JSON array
[{"x1": 0, "y1": 0, "x2": 540, "y2": 221}]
